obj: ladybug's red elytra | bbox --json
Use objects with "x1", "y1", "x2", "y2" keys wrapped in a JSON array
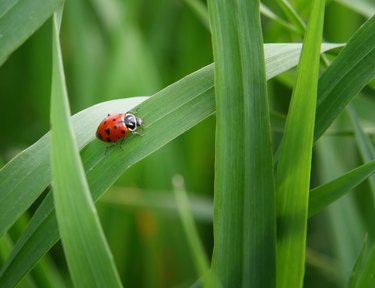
[{"x1": 96, "y1": 112, "x2": 143, "y2": 146}]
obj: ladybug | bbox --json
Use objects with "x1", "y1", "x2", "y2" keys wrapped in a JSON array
[{"x1": 96, "y1": 112, "x2": 143, "y2": 151}]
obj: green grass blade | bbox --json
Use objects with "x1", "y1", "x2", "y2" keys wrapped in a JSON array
[
  {"x1": 172, "y1": 175, "x2": 217, "y2": 288},
  {"x1": 347, "y1": 105, "x2": 375, "y2": 238},
  {"x1": 183, "y1": 0, "x2": 210, "y2": 30},
  {"x1": 348, "y1": 236, "x2": 367, "y2": 288},
  {"x1": 50, "y1": 10, "x2": 122, "y2": 287},
  {"x1": 275, "y1": 1, "x2": 325, "y2": 287},
  {"x1": 315, "y1": 15, "x2": 375, "y2": 141},
  {"x1": 316, "y1": 136, "x2": 365, "y2": 281},
  {"x1": 0, "y1": 44, "x2": 339, "y2": 288},
  {"x1": 101, "y1": 187, "x2": 213, "y2": 222},
  {"x1": 348, "y1": 107, "x2": 375, "y2": 184},
  {"x1": 260, "y1": 3, "x2": 302, "y2": 34},
  {"x1": 208, "y1": 0, "x2": 276, "y2": 286},
  {"x1": 0, "y1": 0, "x2": 64, "y2": 65},
  {"x1": 356, "y1": 241, "x2": 375, "y2": 288},
  {"x1": 0, "y1": 192, "x2": 60, "y2": 288},
  {"x1": 265, "y1": 43, "x2": 341, "y2": 80},
  {"x1": 309, "y1": 159, "x2": 375, "y2": 217},
  {"x1": 276, "y1": 0, "x2": 306, "y2": 34}
]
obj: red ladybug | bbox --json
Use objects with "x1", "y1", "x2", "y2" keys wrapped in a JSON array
[{"x1": 96, "y1": 112, "x2": 143, "y2": 145}]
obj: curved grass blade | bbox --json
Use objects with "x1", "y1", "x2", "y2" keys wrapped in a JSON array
[
  {"x1": 309, "y1": 159, "x2": 375, "y2": 217},
  {"x1": 50, "y1": 10, "x2": 122, "y2": 287},
  {"x1": 0, "y1": 43, "x2": 340, "y2": 287},
  {"x1": 0, "y1": 43, "x2": 339, "y2": 241},
  {"x1": 315, "y1": 15, "x2": 375, "y2": 141},
  {"x1": 0, "y1": 96, "x2": 148, "y2": 240},
  {"x1": 208, "y1": 0, "x2": 276, "y2": 286},
  {"x1": 0, "y1": 0, "x2": 64, "y2": 65},
  {"x1": 275, "y1": 1, "x2": 325, "y2": 287}
]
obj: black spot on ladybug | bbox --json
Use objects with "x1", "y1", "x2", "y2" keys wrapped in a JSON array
[
  {"x1": 104, "y1": 121, "x2": 107, "y2": 124},
  {"x1": 107, "y1": 114, "x2": 110, "y2": 116},
  {"x1": 106, "y1": 137, "x2": 111, "y2": 142},
  {"x1": 98, "y1": 133, "x2": 102, "y2": 139},
  {"x1": 112, "y1": 118, "x2": 116, "y2": 121},
  {"x1": 114, "y1": 125, "x2": 118, "y2": 129},
  {"x1": 105, "y1": 128, "x2": 110, "y2": 135},
  {"x1": 121, "y1": 130, "x2": 126, "y2": 134}
]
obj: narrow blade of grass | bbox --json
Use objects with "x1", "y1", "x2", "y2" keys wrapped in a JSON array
[
  {"x1": 0, "y1": 0, "x2": 64, "y2": 65},
  {"x1": 309, "y1": 159, "x2": 375, "y2": 217},
  {"x1": 348, "y1": 236, "x2": 367, "y2": 288},
  {"x1": 172, "y1": 175, "x2": 217, "y2": 288},
  {"x1": 50, "y1": 10, "x2": 122, "y2": 287},
  {"x1": 356, "y1": 241, "x2": 375, "y2": 287},
  {"x1": 102, "y1": 186, "x2": 213, "y2": 222},
  {"x1": 276, "y1": 0, "x2": 306, "y2": 34},
  {"x1": 315, "y1": 15, "x2": 375, "y2": 141},
  {"x1": 275, "y1": 1, "x2": 325, "y2": 287},
  {"x1": 208, "y1": 0, "x2": 276, "y2": 286},
  {"x1": 183, "y1": 0, "x2": 210, "y2": 30},
  {"x1": 260, "y1": 3, "x2": 302, "y2": 34}
]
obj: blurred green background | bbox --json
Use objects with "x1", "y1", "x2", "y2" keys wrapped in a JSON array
[{"x1": 1, "y1": 0, "x2": 374, "y2": 287}]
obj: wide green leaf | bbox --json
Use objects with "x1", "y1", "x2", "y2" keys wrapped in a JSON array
[
  {"x1": 275, "y1": 1, "x2": 325, "y2": 287},
  {"x1": 49, "y1": 10, "x2": 122, "y2": 287},
  {"x1": 0, "y1": 0, "x2": 64, "y2": 65},
  {"x1": 208, "y1": 0, "x2": 275, "y2": 286}
]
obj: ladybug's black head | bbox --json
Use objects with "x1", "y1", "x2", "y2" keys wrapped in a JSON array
[{"x1": 124, "y1": 112, "x2": 143, "y2": 132}]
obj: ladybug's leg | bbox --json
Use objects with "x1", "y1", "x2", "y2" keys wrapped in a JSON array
[
  {"x1": 119, "y1": 138, "x2": 125, "y2": 150},
  {"x1": 104, "y1": 143, "x2": 115, "y2": 156},
  {"x1": 131, "y1": 131, "x2": 144, "y2": 137}
]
